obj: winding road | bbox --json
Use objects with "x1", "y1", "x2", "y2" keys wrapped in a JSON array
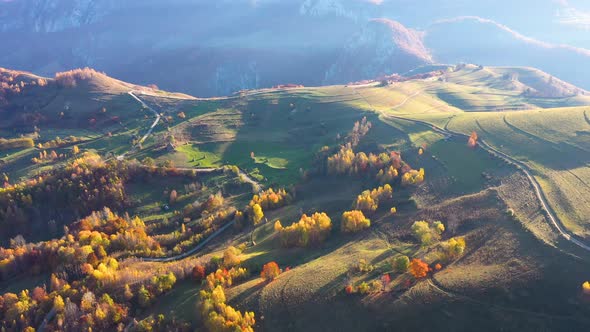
[
  {"x1": 128, "y1": 91, "x2": 161, "y2": 145},
  {"x1": 114, "y1": 91, "x2": 161, "y2": 161},
  {"x1": 140, "y1": 220, "x2": 237, "y2": 262}
]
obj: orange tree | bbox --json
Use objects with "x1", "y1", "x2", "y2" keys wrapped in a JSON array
[
  {"x1": 261, "y1": 262, "x2": 281, "y2": 282},
  {"x1": 409, "y1": 258, "x2": 429, "y2": 279}
]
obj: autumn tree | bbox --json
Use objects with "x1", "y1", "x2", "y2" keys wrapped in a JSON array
[
  {"x1": 169, "y1": 189, "x2": 178, "y2": 204},
  {"x1": 138, "y1": 285, "x2": 151, "y2": 308},
  {"x1": 193, "y1": 264, "x2": 206, "y2": 282},
  {"x1": 409, "y1": 258, "x2": 429, "y2": 279},
  {"x1": 401, "y1": 168, "x2": 425, "y2": 186},
  {"x1": 260, "y1": 261, "x2": 281, "y2": 282},
  {"x1": 445, "y1": 237, "x2": 466, "y2": 259},
  {"x1": 341, "y1": 210, "x2": 370, "y2": 233},
  {"x1": 249, "y1": 203, "x2": 264, "y2": 225},
  {"x1": 468, "y1": 131, "x2": 478, "y2": 148},
  {"x1": 223, "y1": 246, "x2": 242, "y2": 268},
  {"x1": 411, "y1": 220, "x2": 444, "y2": 246}
]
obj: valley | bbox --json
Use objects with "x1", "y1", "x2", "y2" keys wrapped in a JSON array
[{"x1": 2, "y1": 63, "x2": 590, "y2": 331}]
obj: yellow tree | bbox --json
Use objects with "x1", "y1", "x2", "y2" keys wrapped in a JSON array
[
  {"x1": 341, "y1": 210, "x2": 371, "y2": 233},
  {"x1": 251, "y1": 203, "x2": 264, "y2": 225}
]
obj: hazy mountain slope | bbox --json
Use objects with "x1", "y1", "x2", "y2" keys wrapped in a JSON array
[
  {"x1": 325, "y1": 18, "x2": 433, "y2": 84},
  {"x1": 2, "y1": 0, "x2": 590, "y2": 96},
  {"x1": 425, "y1": 17, "x2": 590, "y2": 90}
]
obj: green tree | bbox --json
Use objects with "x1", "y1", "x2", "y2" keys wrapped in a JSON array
[
  {"x1": 393, "y1": 255, "x2": 410, "y2": 273},
  {"x1": 138, "y1": 285, "x2": 151, "y2": 308}
]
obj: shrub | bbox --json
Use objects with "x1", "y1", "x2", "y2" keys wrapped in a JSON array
[
  {"x1": 345, "y1": 285, "x2": 355, "y2": 294},
  {"x1": 356, "y1": 259, "x2": 374, "y2": 273},
  {"x1": 357, "y1": 282, "x2": 370, "y2": 294},
  {"x1": 393, "y1": 255, "x2": 410, "y2": 273}
]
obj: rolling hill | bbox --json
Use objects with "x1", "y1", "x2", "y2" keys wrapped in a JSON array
[{"x1": 2, "y1": 64, "x2": 590, "y2": 331}]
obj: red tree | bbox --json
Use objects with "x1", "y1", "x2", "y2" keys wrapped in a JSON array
[
  {"x1": 193, "y1": 265, "x2": 206, "y2": 282},
  {"x1": 467, "y1": 131, "x2": 478, "y2": 148}
]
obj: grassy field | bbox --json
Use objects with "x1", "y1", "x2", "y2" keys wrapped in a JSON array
[
  {"x1": 400, "y1": 107, "x2": 590, "y2": 238},
  {"x1": 105, "y1": 65, "x2": 590, "y2": 238},
  {"x1": 135, "y1": 65, "x2": 590, "y2": 330}
]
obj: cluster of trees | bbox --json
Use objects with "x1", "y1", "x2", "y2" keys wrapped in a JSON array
[
  {"x1": 0, "y1": 230, "x2": 197, "y2": 331},
  {"x1": 444, "y1": 237, "x2": 466, "y2": 260},
  {"x1": 74, "y1": 207, "x2": 162, "y2": 257},
  {"x1": 0, "y1": 275, "x2": 130, "y2": 331},
  {"x1": 136, "y1": 273, "x2": 177, "y2": 308},
  {"x1": 0, "y1": 208, "x2": 163, "y2": 284},
  {"x1": 237, "y1": 188, "x2": 293, "y2": 227},
  {"x1": 376, "y1": 165, "x2": 399, "y2": 184},
  {"x1": 165, "y1": 210, "x2": 234, "y2": 256},
  {"x1": 411, "y1": 220, "x2": 445, "y2": 246},
  {"x1": 0, "y1": 137, "x2": 34, "y2": 151},
  {"x1": 54, "y1": 67, "x2": 106, "y2": 88},
  {"x1": 326, "y1": 144, "x2": 404, "y2": 178},
  {"x1": 198, "y1": 285, "x2": 255, "y2": 332},
  {"x1": 353, "y1": 184, "x2": 393, "y2": 215},
  {"x1": 345, "y1": 278, "x2": 384, "y2": 295},
  {"x1": 222, "y1": 246, "x2": 242, "y2": 268},
  {"x1": 198, "y1": 262, "x2": 255, "y2": 332},
  {"x1": 0, "y1": 68, "x2": 47, "y2": 106},
  {"x1": 133, "y1": 314, "x2": 191, "y2": 332},
  {"x1": 274, "y1": 212, "x2": 332, "y2": 247},
  {"x1": 341, "y1": 210, "x2": 371, "y2": 233},
  {"x1": 182, "y1": 192, "x2": 225, "y2": 219},
  {"x1": 0, "y1": 153, "x2": 128, "y2": 238},
  {"x1": 249, "y1": 188, "x2": 293, "y2": 211},
  {"x1": 204, "y1": 267, "x2": 248, "y2": 291},
  {"x1": 401, "y1": 168, "x2": 425, "y2": 186},
  {"x1": 31, "y1": 149, "x2": 63, "y2": 164},
  {"x1": 37, "y1": 135, "x2": 83, "y2": 149},
  {"x1": 411, "y1": 221, "x2": 467, "y2": 261},
  {"x1": 347, "y1": 117, "x2": 372, "y2": 147}
]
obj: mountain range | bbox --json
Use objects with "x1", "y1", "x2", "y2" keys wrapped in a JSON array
[{"x1": 2, "y1": 0, "x2": 590, "y2": 96}]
